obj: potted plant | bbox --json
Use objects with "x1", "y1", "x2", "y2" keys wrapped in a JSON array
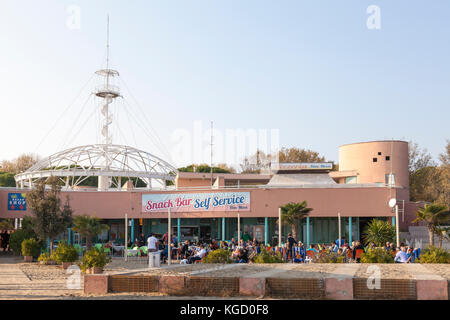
[
  {"x1": 80, "y1": 247, "x2": 111, "y2": 274},
  {"x1": 53, "y1": 242, "x2": 79, "y2": 269},
  {"x1": 21, "y1": 238, "x2": 40, "y2": 262}
]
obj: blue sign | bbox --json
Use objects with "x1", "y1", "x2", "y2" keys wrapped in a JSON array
[{"x1": 8, "y1": 193, "x2": 27, "y2": 211}]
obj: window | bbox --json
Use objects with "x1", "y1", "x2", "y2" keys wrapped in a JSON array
[
  {"x1": 378, "y1": 152, "x2": 382, "y2": 155},
  {"x1": 345, "y1": 176, "x2": 357, "y2": 184},
  {"x1": 385, "y1": 174, "x2": 395, "y2": 186},
  {"x1": 385, "y1": 156, "x2": 390, "y2": 161},
  {"x1": 373, "y1": 158, "x2": 377, "y2": 162}
]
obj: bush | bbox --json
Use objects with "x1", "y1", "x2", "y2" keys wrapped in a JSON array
[
  {"x1": 202, "y1": 249, "x2": 232, "y2": 264},
  {"x1": 419, "y1": 246, "x2": 450, "y2": 264},
  {"x1": 53, "y1": 242, "x2": 78, "y2": 263},
  {"x1": 360, "y1": 248, "x2": 394, "y2": 263},
  {"x1": 313, "y1": 251, "x2": 346, "y2": 263},
  {"x1": 38, "y1": 252, "x2": 51, "y2": 263},
  {"x1": 21, "y1": 238, "x2": 41, "y2": 258},
  {"x1": 363, "y1": 219, "x2": 395, "y2": 247},
  {"x1": 79, "y1": 247, "x2": 111, "y2": 272},
  {"x1": 254, "y1": 249, "x2": 283, "y2": 263},
  {"x1": 9, "y1": 229, "x2": 37, "y2": 255}
]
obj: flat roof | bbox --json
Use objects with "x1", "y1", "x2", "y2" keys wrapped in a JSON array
[{"x1": 339, "y1": 140, "x2": 408, "y2": 148}]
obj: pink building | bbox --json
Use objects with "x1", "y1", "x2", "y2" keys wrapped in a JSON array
[{"x1": 0, "y1": 140, "x2": 416, "y2": 246}]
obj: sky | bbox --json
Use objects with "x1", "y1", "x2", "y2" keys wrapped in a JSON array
[{"x1": 0, "y1": 0, "x2": 449, "y2": 169}]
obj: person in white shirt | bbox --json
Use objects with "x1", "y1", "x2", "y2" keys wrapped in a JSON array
[
  {"x1": 147, "y1": 233, "x2": 159, "y2": 252},
  {"x1": 394, "y1": 246, "x2": 409, "y2": 263},
  {"x1": 188, "y1": 244, "x2": 207, "y2": 264}
]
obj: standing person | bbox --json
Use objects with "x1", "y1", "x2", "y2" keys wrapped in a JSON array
[
  {"x1": 2, "y1": 230, "x2": 10, "y2": 252},
  {"x1": 147, "y1": 233, "x2": 159, "y2": 252},
  {"x1": 0, "y1": 230, "x2": 3, "y2": 252},
  {"x1": 287, "y1": 233, "x2": 297, "y2": 262},
  {"x1": 162, "y1": 232, "x2": 168, "y2": 245}
]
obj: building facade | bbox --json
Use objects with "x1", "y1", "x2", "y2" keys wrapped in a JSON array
[{"x1": 0, "y1": 140, "x2": 416, "y2": 247}]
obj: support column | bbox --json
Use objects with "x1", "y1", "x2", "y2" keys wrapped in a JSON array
[
  {"x1": 278, "y1": 208, "x2": 282, "y2": 247},
  {"x1": 306, "y1": 217, "x2": 310, "y2": 248},
  {"x1": 131, "y1": 219, "x2": 135, "y2": 245},
  {"x1": 348, "y1": 217, "x2": 352, "y2": 243},
  {"x1": 264, "y1": 217, "x2": 268, "y2": 245},
  {"x1": 222, "y1": 217, "x2": 225, "y2": 241},
  {"x1": 177, "y1": 218, "x2": 181, "y2": 243},
  {"x1": 392, "y1": 216, "x2": 396, "y2": 226},
  {"x1": 237, "y1": 212, "x2": 241, "y2": 243},
  {"x1": 68, "y1": 228, "x2": 72, "y2": 245}
]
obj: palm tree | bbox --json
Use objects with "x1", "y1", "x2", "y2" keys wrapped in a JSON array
[
  {"x1": 413, "y1": 204, "x2": 450, "y2": 247},
  {"x1": 362, "y1": 219, "x2": 395, "y2": 247},
  {"x1": 280, "y1": 201, "x2": 313, "y2": 242},
  {"x1": 72, "y1": 215, "x2": 109, "y2": 249}
]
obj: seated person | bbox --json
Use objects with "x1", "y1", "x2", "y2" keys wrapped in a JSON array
[
  {"x1": 180, "y1": 240, "x2": 190, "y2": 259},
  {"x1": 237, "y1": 248, "x2": 248, "y2": 263},
  {"x1": 394, "y1": 246, "x2": 409, "y2": 263},
  {"x1": 187, "y1": 244, "x2": 207, "y2": 264},
  {"x1": 293, "y1": 253, "x2": 303, "y2": 263}
]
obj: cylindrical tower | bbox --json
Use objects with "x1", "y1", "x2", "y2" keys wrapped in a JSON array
[{"x1": 338, "y1": 140, "x2": 409, "y2": 188}]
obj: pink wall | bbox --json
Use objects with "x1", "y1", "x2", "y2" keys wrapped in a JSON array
[
  {"x1": 339, "y1": 141, "x2": 409, "y2": 188},
  {"x1": 0, "y1": 186, "x2": 398, "y2": 220}
]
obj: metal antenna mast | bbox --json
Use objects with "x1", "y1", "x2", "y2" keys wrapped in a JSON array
[
  {"x1": 95, "y1": 15, "x2": 121, "y2": 190},
  {"x1": 210, "y1": 121, "x2": 214, "y2": 188}
]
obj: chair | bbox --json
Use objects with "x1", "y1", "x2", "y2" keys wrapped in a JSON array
[
  {"x1": 74, "y1": 244, "x2": 83, "y2": 255},
  {"x1": 140, "y1": 246, "x2": 148, "y2": 256},
  {"x1": 94, "y1": 243, "x2": 103, "y2": 250}
]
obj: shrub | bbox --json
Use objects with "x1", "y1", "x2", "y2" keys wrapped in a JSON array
[
  {"x1": 79, "y1": 247, "x2": 111, "y2": 272},
  {"x1": 38, "y1": 252, "x2": 51, "y2": 263},
  {"x1": 254, "y1": 249, "x2": 283, "y2": 263},
  {"x1": 363, "y1": 219, "x2": 395, "y2": 247},
  {"x1": 21, "y1": 238, "x2": 41, "y2": 258},
  {"x1": 9, "y1": 229, "x2": 37, "y2": 255},
  {"x1": 419, "y1": 246, "x2": 450, "y2": 264},
  {"x1": 202, "y1": 249, "x2": 232, "y2": 264},
  {"x1": 53, "y1": 242, "x2": 78, "y2": 263},
  {"x1": 313, "y1": 251, "x2": 346, "y2": 263},
  {"x1": 360, "y1": 248, "x2": 394, "y2": 263}
]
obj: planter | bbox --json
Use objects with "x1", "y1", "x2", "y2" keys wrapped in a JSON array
[
  {"x1": 62, "y1": 262, "x2": 73, "y2": 269},
  {"x1": 24, "y1": 256, "x2": 33, "y2": 262},
  {"x1": 90, "y1": 267, "x2": 103, "y2": 274}
]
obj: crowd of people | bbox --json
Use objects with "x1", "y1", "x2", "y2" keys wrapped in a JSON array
[{"x1": 126, "y1": 231, "x2": 421, "y2": 264}]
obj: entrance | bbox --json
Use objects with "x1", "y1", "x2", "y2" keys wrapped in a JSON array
[{"x1": 200, "y1": 226, "x2": 211, "y2": 242}]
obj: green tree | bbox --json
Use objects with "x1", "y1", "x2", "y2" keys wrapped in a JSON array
[
  {"x1": 0, "y1": 172, "x2": 16, "y2": 187},
  {"x1": 72, "y1": 215, "x2": 109, "y2": 249},
  {"x1": 26, "y1": 177, "x2": 73, "y2": 253},
  {"x1": 413, "y1": 203, "x2": 450, "y2": 247},
  {"x1": 362, "y1": 219, "x2": 395, "y2": 247},
  {"x1": 280, "y1": 201, "x2": 313, "y2": 242},
  {"x1": 178, "y1": 164, "x2": 233, "y2": 174}
]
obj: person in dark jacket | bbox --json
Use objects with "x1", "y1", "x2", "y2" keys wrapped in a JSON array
[
  {"x1": 287, "y1": 233, "x2": 297, "y2": 261},
  {"x1": 352, "y1": 241, "x2": 365, "y2": 262}
]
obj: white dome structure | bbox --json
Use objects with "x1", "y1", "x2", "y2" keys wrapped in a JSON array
[{"x1": 15, "y1": 144, "x2": 177, "y2": 190}]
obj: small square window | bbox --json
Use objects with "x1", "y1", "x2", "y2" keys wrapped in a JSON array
[
  {"x1": 386, "y1": 156, "x2": 390, "y2": 161},
  {"x1": 378, "y1": 152, "x2": 382, "y2": 155},
  {"x1": 373, "y1": 158, "x2": 377, "y2": 162}
]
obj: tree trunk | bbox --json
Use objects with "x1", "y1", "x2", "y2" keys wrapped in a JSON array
[
  {"x1": 292, "y1": 219, "x2": 299, "y2": 242},
  {"x1": 428, "y1": 227, "x2": 434, "y2": 247},
  {"x1": 49, "y1": 237, "x2": 54, "y2": 254}
]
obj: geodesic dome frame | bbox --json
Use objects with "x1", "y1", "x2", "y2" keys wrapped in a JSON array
[{"x1": 14, "y1": 144, "x2": 177, "y2": 190}]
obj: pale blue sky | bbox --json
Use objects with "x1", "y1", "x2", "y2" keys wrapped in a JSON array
[{"x1": 0, "y1": 0, "x2": 449, "y2": 168}]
